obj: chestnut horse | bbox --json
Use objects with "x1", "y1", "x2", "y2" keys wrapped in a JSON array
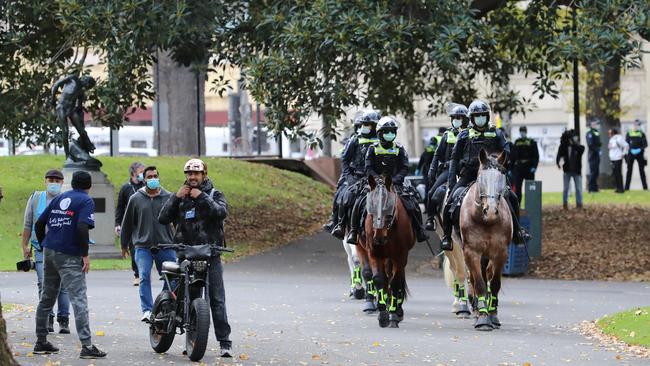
[
  {"x1": 355, "y1": 175, "x2": 415, "y2": 328},
  {"x1": 459, "y1": 149, "x2": 512, "y2": 331}
]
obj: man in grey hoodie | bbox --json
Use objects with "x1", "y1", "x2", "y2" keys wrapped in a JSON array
[{"x1": 120, "y1": 166, "x2": 176, "y2": 322}]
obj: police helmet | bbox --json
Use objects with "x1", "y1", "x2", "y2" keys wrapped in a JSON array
[
  {"x1": 360, "y1": 110, "x2": 381, "y2": 124},
  {"x1": 377, "y1": 116, "x2": 399, "y2": 132},
  {"x1": 446, "y1": 103, "x2": 469, "y2": 118},
  {"x1": 353, "y1": 111, "x2": 364, "y2": 127},
  {"x1": 468, "y1": 100, "x2": 491, "y2": 116}
]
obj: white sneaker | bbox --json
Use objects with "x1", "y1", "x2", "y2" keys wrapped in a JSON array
[
  {"x1": 141, "y1": 311, "x2": 152, "y2": 323},
  {"x1": 219, "y1": 346, "x2": 232, "y2": 358}
]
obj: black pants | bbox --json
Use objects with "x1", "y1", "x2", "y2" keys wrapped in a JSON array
[
  {"x1": 427, "y1": 169, "x2": 449, "y2": 216},
  {"x1": 612, "y1": 160, "x2": 624, "y2": 192},
  {"x1": 512, "y1": 165, "x2": 534, "y2": 202},
  {"x1": 625, "y1": 154, "x2": 647, "y2": 190},
  {"x1": 208, "y1": 256, "x2": 231, "y2": 348},
  {"x1": 588, "y1": 154, "x2": 600, "y2": 192}
]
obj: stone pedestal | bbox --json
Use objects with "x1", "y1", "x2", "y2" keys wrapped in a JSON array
[{"x1": 62, "y1": 168, "x2": 119, "y2": 259}]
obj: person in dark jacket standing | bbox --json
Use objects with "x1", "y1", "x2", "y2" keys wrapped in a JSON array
[
  {"x1": 417, "y1": 127, "x2": 445, "y2": 177},
  {"x1": 586, "y1": 120, "x2": 602, "y2": 192},
  {"x1": 32, "y1": 171, "x2": 106, "y2": 359},
  {"x1": 556, "y1": 130, "x2": 585, "y2": 209},
  {"x1": 511, "y1": 126, "x2": 539, "y2": 202},
  {"x1": 158, "y1": 158, "x2": 232, "y2": 358},
  {"x1": 625, "y1": 120, "x2": 647, "y2": 190},
  {"x1": 120, "y1": 166, "x2": 176, "y2": 322},
  {"x1": 115, "y1": 161, "x2": 145, "y2": 286}
]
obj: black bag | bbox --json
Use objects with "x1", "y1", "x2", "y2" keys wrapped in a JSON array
[{"x1": 185, "y1": 244, "x2": 212, "y2": 260}]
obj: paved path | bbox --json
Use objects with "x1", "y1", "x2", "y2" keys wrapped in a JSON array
[{"x1": 3, "y1": 232, "x2": 649, "y2": 365}]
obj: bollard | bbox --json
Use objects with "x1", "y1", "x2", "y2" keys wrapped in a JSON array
[{"x1": 524, "y1": 180, "x2": 542, "y2": 258}]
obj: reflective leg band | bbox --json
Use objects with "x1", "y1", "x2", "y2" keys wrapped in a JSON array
[
  {"x1": 353, "y1": 266, "x2": 362, "y2": 285},
  {"x1": 453, "y1": 281, "x2": 460, "y2": 298},
  {"x1": 388, "y1": 296, "x2": 398, "y2": 312},
  {"x1": 488, "y1": 295, "x2": 498, "y2": 312},
  {"x1": 477, "y1": 296, "x2": 489, "y2": 314},
  {"x1": 378, "y1": 288, "x2": 387, "y2": 305}
]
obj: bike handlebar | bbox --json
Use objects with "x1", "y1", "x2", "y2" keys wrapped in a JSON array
[{"x1": 154, "y1": 243, "x2": 234, "y2": 253}]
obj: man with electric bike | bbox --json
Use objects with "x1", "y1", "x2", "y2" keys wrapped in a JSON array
[{"x1": 158, "y1": 158, "x2": 232, "y2": 358}]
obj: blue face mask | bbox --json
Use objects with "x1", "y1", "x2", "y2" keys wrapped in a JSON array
[
  {"x1": 146, "y1": 178, "x2": 160, "y2": 190},
  {"x1": 383, "y1": 132, "x2": 396, "y2": 142},
  {"x1": 137, "y1": 173, "x2": 144, "y2": 182},
  {"x1": 474, "y1": 116, "x2": 488, "y2": 127},
  {"x1": 359, "y1": 126, "x2": 371, "y2": 135},
  {"x1": 46, "y1": 183, "x2": 62, "y2": 196}
]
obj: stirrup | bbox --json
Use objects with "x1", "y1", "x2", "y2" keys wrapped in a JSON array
[{"x1": 440, "y1": 235, "x2": 453, "y2": 251}]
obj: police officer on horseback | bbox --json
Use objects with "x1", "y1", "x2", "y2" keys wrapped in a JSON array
[
  {"x1": 425, "y1": 103, "x2": 469, "y2": 230},
  {"x1": 440, "y1": 100, "x2": 529, "y2": 251},
  {"x1": 330, "y1": 110, "x2": 381, "y2": 239},
  {"x1": 346, "y1": 116, "x2": 429, "y2": 244}
]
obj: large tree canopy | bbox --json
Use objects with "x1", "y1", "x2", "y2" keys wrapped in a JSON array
[{"x1": 0, "y1": 0, "x2": 648, "y2": 146}]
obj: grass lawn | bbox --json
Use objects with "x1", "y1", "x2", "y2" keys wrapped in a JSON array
[
  {"x1": 0, "y1": 156, "x2": 330, "y2": 271},
  {"x1": 541, "y1": 189, "x2": 650, "y2": 206},
  {"x1": 597, "y1": 307, "x2": 650, "y2": 348}
]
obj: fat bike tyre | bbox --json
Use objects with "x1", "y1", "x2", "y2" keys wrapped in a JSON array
[
  {"x1": 185, "y1": 298, "x2": 211, "y2": 361},
  {"x1": 149, "y1": 291, "x2": 176, "y2": 353}
]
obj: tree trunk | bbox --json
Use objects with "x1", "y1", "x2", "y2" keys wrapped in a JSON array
[
  {"x1": 0, "y1": 295, "x2": 19, "y2": 366},
  {"x1": 584, "y1": 57, "x2": 621, "y2": 189},
  {"x1": 153, "y1": 50, "x2": 206, "y2": 156}
]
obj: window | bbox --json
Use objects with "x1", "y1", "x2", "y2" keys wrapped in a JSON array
[{"x1": 131, "y1": 140, "x2": 147, "y2": 148}]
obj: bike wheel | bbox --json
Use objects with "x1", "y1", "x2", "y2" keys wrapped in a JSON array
[
  {"x1": 185, "y1": 298, "x2": 210, "y2": 362},
  {"x1": 149, "y1": 290, "x2": 176, "y2": 353}
]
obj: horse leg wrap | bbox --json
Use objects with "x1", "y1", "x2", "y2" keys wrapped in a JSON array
[
  {"x1": 477, "y1": 296, "x2": 489, "y2": 315},
  {"x1": 366, "y1": 280, "x2": 377, "y2": 297},
  {"x1": 388, "y1": 296, "x2": 398, "y2": 312},
  {"x1": 352, "y1": 265, "x2": 362, "y2": 286},
  {"x1": 453, "y1": 281, "x2": 460, "y2": 298},
  {"x1": 488, "y1": 295, "x2": 498, "y2": 313},
  {"x1": 378, "y1": 288, "x2": 388, "y2": 306},
  {"x1": 458, "y1": 285, "x2": 468, "y2": 302}
]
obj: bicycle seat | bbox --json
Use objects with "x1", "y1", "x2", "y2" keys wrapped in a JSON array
[{"x1": 161, "y1": 261, "x2": 181, "y2": 273}]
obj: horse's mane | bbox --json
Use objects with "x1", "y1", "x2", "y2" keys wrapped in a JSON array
[{"x1": 480, "y1": 155, "x2": 507, "y2": 174}]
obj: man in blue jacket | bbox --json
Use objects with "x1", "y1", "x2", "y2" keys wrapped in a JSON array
[{"x1": 33, "y1": 171, "x2": 106, "y2": 359}]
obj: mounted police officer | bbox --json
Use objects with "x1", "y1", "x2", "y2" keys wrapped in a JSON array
[
  {"x1": 625, "y1": 119, "x2": 647, "y2": 190},
  {"x1": 330, "y1": 110, "x2": 380, "y2": 239},
  {"x1": 323, "y1": 112, "x2": 367, "y2": 232},
  {"x1": 511, "y1": 126, "x2": 539, "y2": 202},
  {"x1": 440, "y1": 100, "x2": 528, "y2": 251},
  {"x1": 417, "y1": 128, "x2": 445, "y2": 177},
  {"x1": 158, "y1": 158, "x2": 233, "y2": 358},
  {"x1": 586, "y1": 119, "x2": 602, "y2": 193},
  {"x1": 425, "y1": 103, "x2": 469, "y2": 230},
  {"x1": 346, "y1": 116, "x2": 429, "y2": 244}
]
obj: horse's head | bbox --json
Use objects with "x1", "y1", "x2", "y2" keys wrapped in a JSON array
[
  {"x1": 476, "y1": 149, "x2": 507, "y2": 222},
  {"x1": 367, "y1": 175, "x2": 396, "y2": 245}
]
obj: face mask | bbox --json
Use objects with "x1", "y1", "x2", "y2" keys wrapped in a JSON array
[
  {"x1": 383, "y1": 132, "x2": 396, "y2": 142},
  {"x1": 359, "y1": 126, "x2": 371, "y2": 135},
  {"x1": 572, "y1": 136, "x2": 579, "y2": 144},
  {"x1": 452, "y1": 119, "x2": 462, "y2": 129},
  {"x1": 146, "y1": 178, "x2": 160, "y2": 190},
  {"x1": 46, "y1": 183, "x2": 62, "y2": 196},
  {"x1": 520, "y1": 132, "x2": 527, "y2": 139},
  {"x1": 137, "y1": 173, "x2": 144, "y2": 182},
  {"x1": 474, "y1": 116, "x2": 488, "y2": 127}
]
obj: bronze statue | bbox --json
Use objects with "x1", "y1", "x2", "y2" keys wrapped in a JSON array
[{"x1": 51, "y1": 75, "x2": 102, "y2": 169}]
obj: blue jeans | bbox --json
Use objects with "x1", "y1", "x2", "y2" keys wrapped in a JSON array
[
  {"x1": 563, "y1": 173, "x2": 583, "y2": 207},
  {"x1": 135, "y1": 247, "x2": 177, "y2": 313},
  {"x1": 34, "y1": 249, "x2": 70, "y2": 318}
]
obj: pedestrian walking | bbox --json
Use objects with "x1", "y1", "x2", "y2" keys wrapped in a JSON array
[
  {"x1": 556, "y1": 130, "x2": 585, "y2": 209},
  {"x1": 586, "y1": 120, "x2": 602, "y2": 192},
  {"x1": 32, "y1": 171, "x2": 106, "y2": 359},
  {"x1": 120, "y1": 166, "x2": 176, "y2": 322},
  {"x1": 115, "y1": 161, "x2": 145, "y2": 286},
  {"x1": 608, "y1": 128, "x2": 629, "y2": 193},
  {"x1": 21, "y1": 169, "x2": 71, "y2": 334},
  {"x1": 625, "y1": 120, "x2": 647, "y2": 190}
]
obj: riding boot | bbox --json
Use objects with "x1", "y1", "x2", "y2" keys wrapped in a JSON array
[
  {"x1": 346, "y1": 198, "x2": 362, "y2": 245},
  {"x1": 506, "y1": 190, "x2": 530, "y2": 245},
  {"x1": 322, "y1": 208, "x2": 337, "y2": 232},
  {"x1": 440, "y1": 199, "x2": 454, "y2": 251},
  {"x1": 411, "y1": 204, "x2": 429, "y2": 242},
  {"x1": 331, "y1": 201, "x2": 347, "y2": 239},
  {"x1": 425, "y1": 217, "x2": 436, "y2": 231}
]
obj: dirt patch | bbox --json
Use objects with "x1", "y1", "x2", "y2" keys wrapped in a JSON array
[
  {"x1": 529, "y1": 206, "x2": 650, "y2": 281},
  {"x1": 223, "y1": 199, "x2": 329, "y2": 260}
]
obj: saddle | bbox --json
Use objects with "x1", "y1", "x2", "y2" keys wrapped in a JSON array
[{"x1": 448, "y1": 183, "x2": 474, "y2": 232}]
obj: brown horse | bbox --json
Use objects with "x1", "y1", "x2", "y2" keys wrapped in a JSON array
[
  {"x1": 459, "y1": 149, "x2": 512, "y2": 331},
  {"x1": 355, "y1": 174, "x2": 415, "y2": 328}
]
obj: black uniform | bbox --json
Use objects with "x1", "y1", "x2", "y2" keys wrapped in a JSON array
[
  {"x1": 158, "y1": 178, "x2": 231, "y2": 349},
  {"x1": 417, "y1": 136, "x2": 440, "y2": 177},
  {"x1": 511, "y1": 137, "x2": 539, "y2": 202},
  {"x1": 426, "y1": 128, "x2": 460, "y2": 219},
  {"x1": 585, "y1": 127, "x2": 602, "y2": 192},
  {"x1": 625, "y1": 129, "x2": 648, "y2": 190},
  {"x1": 363, "y1": 141, "x2": 428, "y2": 242},
  {"x1": 116, "y1": 180, "x2": 145, "y2": 279},
  {"x1": 331, "y1": 133, "x2": 378, "y2": 238},
  {"x1": 441, "y1": 126, "x2": 524, "y2": 247}
]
